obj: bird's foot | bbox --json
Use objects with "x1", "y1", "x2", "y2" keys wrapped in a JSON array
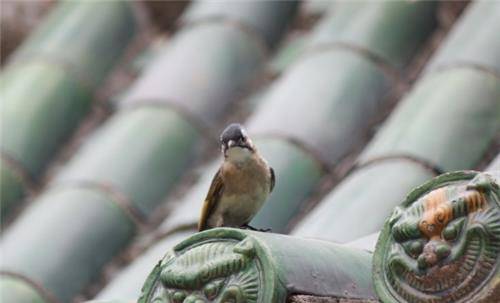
[{"x1": 241, "y1": 224, "x2": 272, "y2": 232}]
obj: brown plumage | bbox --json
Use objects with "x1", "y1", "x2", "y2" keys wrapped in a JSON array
[{"x1": 198, "y1": 124, "x2": 274, "y2": 231}]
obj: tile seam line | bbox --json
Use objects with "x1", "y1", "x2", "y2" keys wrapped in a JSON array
[
  {"x1": 289, "y1": 294, "x2": 378, "y2": 302},
  {"x1": 294, "y1": 42, "x2": 406, "y2": 86},
  {"x1": 251, "y1": 133, "x2": 333, "y2": 175},
  {"x1": 286, "y1": 279, "x2": 378, "y2": 301},
  {"x1": 130, "y1": 223, "x2": 198, "y2": 261},
  {"x1": 49, "y1": 180, "x2": 147, "y2": 230},
  {"x1": 290, "y1": 295, "x2": 378, "y2": 303},
  {"x1": 0, "y1": 151, "x2": 37, "y2": 193},
  {"x1": 153, "y1": 223, "x2": 198, "y2": 242},
  {"x1": 0, "y1": 270, "x2": 60, "y2": 303},
  {"x1": 92, "y1": 223, "x2": 198, "y2": 298},
  {"x1": 177, "y1": 16, "x2": 269, "y2": 61},
  {"x1": 429, "y1": 62, "x2": 500, "y2": 81},
  {"x1": 3, "y1": 4, "x2": 141, "y2": 95},
  {"x1": 119, "y1": 100, "x2": 220, "y2": 143},
  {"x1": 354, "y1": 154, "x2": 444, "y2": 176}
]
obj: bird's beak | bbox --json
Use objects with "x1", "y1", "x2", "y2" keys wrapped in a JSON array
[{"x1": 222, "y1": 138, "x2": 255, "y2": 156}]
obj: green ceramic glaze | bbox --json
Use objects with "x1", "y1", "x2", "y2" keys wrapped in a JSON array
[
  {"x1": 139, "y1": 229, "x2": 375, "y2": 303},
  {"x1": 293, "y1": 159, "x2": 436, "y2": 242},
  {"x1": 308, "y1": 1, "x2": 437, "y2": 68},
  {"x1": 0, "y1": 2, "x2": 298, "y2": 302},
  {"x1": 0, "y1": 276, "x2": 48, "y2": 303},
  {"x1": 426, "y1": 1, "x2": 500, "y2": 75},
  {"x1": 0, "y1": 62, "x2": 91, "y2": 177},
  {"x1": 7, "y1": 0, "x2": 137, "y2": 90},
  {"x1": 0, "y1": 187, "x2": 135, "y2": 302},
  {"x1": 0, "y1": 0, "x2": 137, "y2": 218},
  {"x1": 359, "y1": 68, "x2": 500, "y2": 172},
  {"x1": 181, "y1": 1, "x2": 298, "y2": 48},
  {"x1": 0, "y1": 162, "x2": 27, "y2": 219},
  {"x1": 373, "y1": 171, "x2": 500, "y2": 303},
  {"x1": 54, "y1": 107, "x2": 201, "y2": 217}
]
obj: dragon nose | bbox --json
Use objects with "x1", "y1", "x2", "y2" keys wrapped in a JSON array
[{"x1": 417, "y1": 240, "x2": 451, "y2": 269}]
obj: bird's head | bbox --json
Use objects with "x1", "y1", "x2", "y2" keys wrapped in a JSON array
[{"x1": 220, "y1": 123, "x2": 255, "y2": 162}]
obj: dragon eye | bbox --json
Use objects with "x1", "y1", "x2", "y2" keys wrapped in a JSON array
[
  {"x1": 172, "y1": 291, "x2": 186, "y2": 303},
  {"x1": 402, "y1": 240, "x2": 424, "y2": 258},
  {"x1": 409, "y1": 241, "x2": 424, "y2": 256},
  {"x1": 204, "y1": 283, "x2": 218, "y2": 300},
  {"x1": 442, "y1": 218, "x2": 465, "y2": 241},
  {"x1": 443, "y1": 225, "x2": 457, "y2": 241},
  {"x1": 203, "y1": 279, "x2": 224, "y2": 300}
]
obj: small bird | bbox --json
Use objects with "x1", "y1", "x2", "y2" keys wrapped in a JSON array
[{"x1": 198, "y1": 123, "x2": 275, "y2": 231}]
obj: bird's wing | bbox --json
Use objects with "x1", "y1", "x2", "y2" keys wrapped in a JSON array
[
  {"x1": 198, "y1": 169, "x2": 224, "y2": 231},
  {"x1": 270, "y1": 167, "x2": 275, "y2": 193}
]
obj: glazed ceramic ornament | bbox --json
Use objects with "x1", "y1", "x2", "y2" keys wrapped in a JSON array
[{"x1": 373, "y1": 171, "x2": 500, "y2": 303}]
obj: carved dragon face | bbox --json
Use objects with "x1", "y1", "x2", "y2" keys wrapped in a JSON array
[
  {"x1": 145, "y1": 238, "x2": 261, "y2": 303},
  {"x1": 374, "y1": 172, "x2": 500, "y2": 303}
]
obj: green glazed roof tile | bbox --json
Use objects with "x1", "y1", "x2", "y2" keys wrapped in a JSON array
[
  {"x1": 96, "y1": 231, "x2": 193, "y2": 301},
  {"x1": 54, "y1": 107, "x2": 201, "y2": 217},
  {"x1": 158, "y1": 162, "x2": 221, "y2": 233},
  {"x1": 158, "y1": 137, "x2": 324, "y2": 235},
  {"x1": 345, "y1": 232, "x2": 380, "y2": 252},
  {"x1": 425, "y1": 1, "x2": 500, "y2": 75},
  {"x1": 6, "y1": 1, "x2": 500, "y2": 302},
  {"x1": 0, "y1": 1, "x2": 137, "y2": 218},
  {"x1": 121, "y1": 24, "x2": 264, "y2": 128},
  {"x1": 181, "y1": 0, "x2": 299, "y2": 48},
  {"x1": 307, "y1": 1, "x2": 438, "y2": 68},
  {"x1": 0, "y1": 3, "x2": 298, "y2": 301},
  {"x1": 0, "y1": 62, "x2": 91, "y2": 177},
  {"x1": 267, "y1": 33, "x2": 307, "y2": 76},
  {"x1": 0, "y1": 162, "x2": 28, "y2": 219},
  {"x1": 293, "y1": 160, "x2": 436, "y2": 242},
  {"x1": 94, "y1": 135, "x2": 325, "y2": 299},
  {"x1": 359, "y1": 68, "x2": 500, "y2": 171},
  {"x1": 294, "y1": 1, "x2": 500, "y2": 245},
  {"x1": 0, "y1": 275, "x2": 48, "y2": 303},
  {"x1": 0, "y1": 187, "x2": 136, "y2": 302},
  {"x1": 7, "y1": 1, "x2": 137, "y2": 90},
  {"x1": 248, "y1": 0, "x2": 437, "y2": 163},
  {"x1": 249, "y1": 138, "x2": 324, "y2": 232},
  {"x1": 138, "y1": 229, "x2": 376, "y2": 302},
  {"x1": 248, "y1": 49, "x2": 391, "y2": 163},
  {"x1": 93, "y1": 4, "x2": 442, "y2": 298}
]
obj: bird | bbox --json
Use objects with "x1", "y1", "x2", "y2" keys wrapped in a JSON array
[{"x1": 198, "y1": 123, "x2": 275, "y2": 232}]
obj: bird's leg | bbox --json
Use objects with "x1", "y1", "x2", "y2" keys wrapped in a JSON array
[{"x1": 241, "y1": 224, "x2": 272, "y2": 232}]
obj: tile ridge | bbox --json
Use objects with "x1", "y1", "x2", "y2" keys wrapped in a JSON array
[
  {"x1": 355, "y1": 154, "x2": 444, "y2": 176},
  {"x1": 0, "y1": 151, "x2": 37, "y2": 193},
  {"x1": 49, "y1": 180, "x2": 148, "y2": 231}
]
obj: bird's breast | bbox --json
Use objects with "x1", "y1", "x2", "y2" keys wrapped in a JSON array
[
  {"x1": 215, "y1": 192, "x2": 267, "y2": 226},
  {"x1": 211, "y1": 156, "x2": 271, "y2": 227},
  {"x1": 222, "y1": 157, "x2": 270, "y2": 195}
]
